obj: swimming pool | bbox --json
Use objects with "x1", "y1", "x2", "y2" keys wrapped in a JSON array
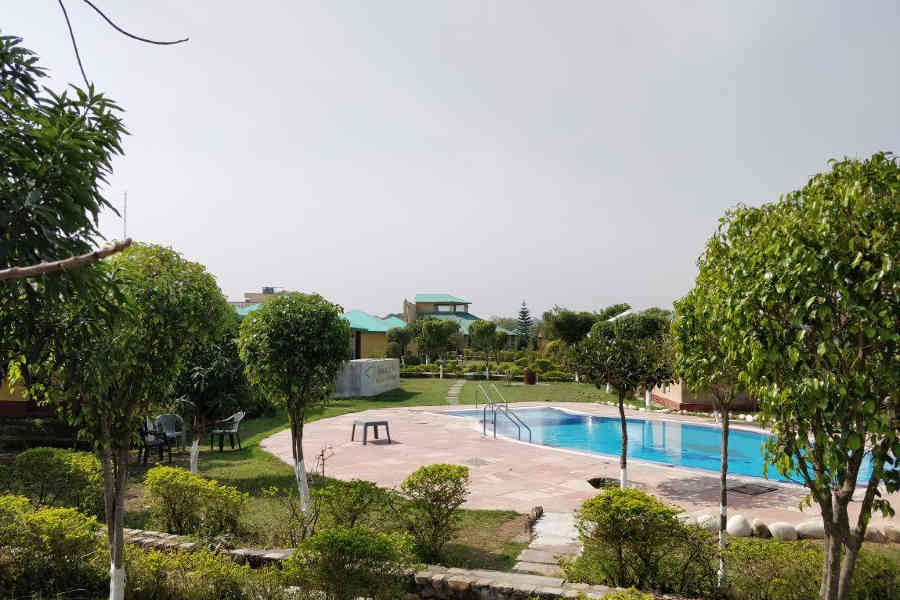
[{"x1": 446, "y1": 406, "x2": 879, "y2": 484}]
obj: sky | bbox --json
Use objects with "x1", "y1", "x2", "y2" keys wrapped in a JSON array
[{"x1": 7, "y1": 1, "x2": 899, "y2": 318}]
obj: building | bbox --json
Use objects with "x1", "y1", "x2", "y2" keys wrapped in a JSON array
[
  {"x1": 401, "y1": 293, "x2": 512, "y2": 345},
  {"x1": 649, "y1": 381, "x2": 757, "y2": 412},
  {"x1": 343, "y1": 310, "x2": 406, "y2": 359},
  {"x1": 229, "y1": 286, "x2": 287, "y2": 309}
]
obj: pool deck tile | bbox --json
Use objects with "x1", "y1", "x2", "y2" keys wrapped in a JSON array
[{"x1": 260, "y1": 401, "x2": 900, "y2": 529}]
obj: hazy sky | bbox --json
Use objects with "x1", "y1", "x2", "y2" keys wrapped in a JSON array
[{"x1": 8, "y1": 1, "x2": 899, "y2": 318}]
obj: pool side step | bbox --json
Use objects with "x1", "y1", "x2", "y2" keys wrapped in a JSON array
[{"x1": 513, "y1": 511, "x2": 581, "y2": 577}]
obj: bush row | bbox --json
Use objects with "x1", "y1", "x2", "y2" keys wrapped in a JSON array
[
  {"x1": 565, "y1": 487, "x2": 900, "y2": 600},
  {"x1": 0, "y1": 446, "x2": 104, "y2": 516}
]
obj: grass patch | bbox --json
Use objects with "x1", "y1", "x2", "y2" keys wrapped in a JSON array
[
  {"x1": 125, "y1": 378, "x2": 529, "y2": 570},
  {"x1": 457, "y1": 381, "x2": 621, "y2": 406}
]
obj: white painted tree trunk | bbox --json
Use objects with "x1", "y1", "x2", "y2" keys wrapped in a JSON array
[
  {"x1": 109, "y1": 563, "x2": 125, "y2": 600},
  {"x1": 439, "y1": 363, "x2": 443, "y2": 379},
  {"x1": 619, "y1": 466, "x2": 627, "y2": 490},
  {"x1": 294, "y1": 456, "x2": 310, "y2": 512},
  {"x1": 645, "y1": 389, "x2": 652, "y2": 409},
  {"x1": 189, "y1": 436, "x2": 200, "y2": 474},
  {"x1": 606, "y1": 382, "x2": 610, "y2": 393}
]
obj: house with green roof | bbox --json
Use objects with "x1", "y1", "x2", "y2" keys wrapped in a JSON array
[{"x1": 402, "y1": 293, "x2": 512, "y2": 348}]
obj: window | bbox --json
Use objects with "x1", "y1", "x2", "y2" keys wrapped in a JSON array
[{"x1": 437, "y1": 304, "x2": 452, "y2": 312}]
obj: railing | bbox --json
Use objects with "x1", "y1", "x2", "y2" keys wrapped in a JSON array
[{"x1": 478, "y1": 384, "x2": 531, "y2": 442}]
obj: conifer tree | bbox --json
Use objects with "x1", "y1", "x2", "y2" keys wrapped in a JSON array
[{"x1": 515, "y1": 301, "x2": 533, "y2": 348}]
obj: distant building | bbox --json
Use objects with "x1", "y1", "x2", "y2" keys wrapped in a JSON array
[
  {"x1": 229, "y1": 286, "x2": 287, "y2": 309},
  {"x1": 649, "y1": 381, "x2": 757, "y2": 412},
  {"x1": 401, "y1": 294, "x2": 512, "y2": 344}
]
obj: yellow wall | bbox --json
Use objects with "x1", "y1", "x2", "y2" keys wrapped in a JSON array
[
  {"x1": 361, "y1": 332, "x2": 388, "y2": 358},
  {"x1": 415, "y1": 302, "x2": 436, "y2": 314}
]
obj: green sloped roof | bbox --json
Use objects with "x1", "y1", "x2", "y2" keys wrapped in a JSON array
[
  {"x1": 234, "y1": 305, "x2": 407, "y2": 334},
  {"x1": 418, "y1": 312, "x2": 512, "y2": 335},
  {"x1": 414, "y1": 294, "x2": 469, "y2": 304},
  {"x1": 343, "y1": 310, "x2": 408, "y2": 333},
  {"x1": 235, "y1": 303, "x2": 260, "y2": 317}
]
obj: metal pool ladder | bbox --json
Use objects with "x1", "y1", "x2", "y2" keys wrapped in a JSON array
[{"x1": 477, "y1": 384, "x2": 532, "y2": 443}]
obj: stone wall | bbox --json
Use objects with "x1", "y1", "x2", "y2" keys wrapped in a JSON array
[{"x1": 334, "y1": 358, "x2": 401, "y2": 398}]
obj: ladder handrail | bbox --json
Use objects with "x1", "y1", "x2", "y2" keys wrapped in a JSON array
[
  {"x1": 497, "y1": 405, "x2": 532, "y2": 443},
  {"x1": 477, "y1": 384, "x2": 494, "y2": 409},
  {"x1": 489, "y1": 383, "x2": 509, "y2": 408}
]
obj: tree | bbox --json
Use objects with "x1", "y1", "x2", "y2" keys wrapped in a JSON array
[
  {"x1": 468, "y1": 320, "x2": 497, "y2": 359},
  {"x1": 542, "y1": 303, "x2": 631, "y2": 345},
  {"x1": 47, "y1": 244, "x2": 230, "y2": 600},
  {"x1": 698, "y1": 154, "x2": 899, "y2": 600},
  {"x1": 492, "y1": 330, "x2": 509, "y2": 361},
  {"x1": 171, "y1": 311, "x2": 248, "y2": 473},
  {"x1": 576, "y1": 313, "x2": 675, "y2": 488},
  {"x1": 415, "y1": 318, "x2": 460, "y2": 363},
  {"x1": 387, "y1": 327, "x2": 413, "y2": 358},
  {"x1": 673, "y1": 288, "x2": 745, "y2": 589},
  {"x1": 515, "y1": 301, "x2": 534, "y2": 348},
  {"x1": 238, "y1": 293, "x2": 351, "y2": 508},
  {"x1": 0, "y1": 34, "x2": 126, "y2": 398}
]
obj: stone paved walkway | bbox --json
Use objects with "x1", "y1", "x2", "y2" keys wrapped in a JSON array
[
  {"x1": 514, "y1": 512, "x2": 580, "y2": 577},
  {"x1": 260, "y1": 402, "x2": 900, "y2": 530},
  {"x1": 445, "y1": 379, "x2": 465, "y2": 404}
]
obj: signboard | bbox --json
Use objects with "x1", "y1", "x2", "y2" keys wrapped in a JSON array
[{"x1": 334, "y1": 358, "x2": 400, "y2": 398}]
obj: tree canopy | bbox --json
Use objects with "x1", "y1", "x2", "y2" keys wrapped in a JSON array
[
  {"x1": 698, "y1": 154, "x2": 899, "y2": 600},
  {"x1": 576, "y1": 312, "x2": 674, "y2": 488},
  {"x1": 48, "y1": 243, "x2": 231, "y2": 600},
  {"x1": 0, "y1": 34, "x2": 126, "y2": 391},
  {"x1": 542, "y1": 303, "x2": 630, "y2": 346},
  {"x1": 514, "y1": 301, "x2": 533, "y2": 346},
  {"x1": 238, "y1": 293, "x2": 351, "y2": 505},
  {"x1": 414, "y1": 318, "x2": 460, "y2": 362}
]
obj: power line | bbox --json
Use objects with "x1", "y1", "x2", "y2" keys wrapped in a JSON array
[{"x1": 56, "y1": 0, "x2": 189, "y2": 88}]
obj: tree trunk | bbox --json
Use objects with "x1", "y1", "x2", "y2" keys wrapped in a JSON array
[
  {"x1": 618, "y1": 393, "x2": 628, "y2": 489},
  {"x1": 717, "y1": 406, "x2": 730, "y2": 589},
  {"x1": 189, "y1": 433, "x2": 201, "y2": 474},
  {"x1": 289, "y1": 408, "x2": 310, "y2": 511},
  {"x1": 836, "y1": 537, "x2": 861, "y2": 600},
  {"x1": 100, "y1": 441, "x2": 129, "y2": 600},
  {"x1": 821, "y1": 528, "x2": 843, "y2": 600}
]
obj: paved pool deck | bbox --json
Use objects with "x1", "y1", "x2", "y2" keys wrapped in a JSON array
[{"x1": 260, "y1": 400, "x2": 899, "y2": 529}]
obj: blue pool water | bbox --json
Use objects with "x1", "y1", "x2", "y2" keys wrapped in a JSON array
[{"x1": 447, "y1": 407, "x2": 879, "y2": 484}]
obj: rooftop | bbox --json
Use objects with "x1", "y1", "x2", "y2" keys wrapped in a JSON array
[
  {"x1": 414, "y1": 293, "x2": 469, "y2": 304},
  {"x1": 420, "y1": 312, "x2": 511, "y2": 335},
  {"x1": 234, "y1": 305, "x2": 406, "y2": 333}
]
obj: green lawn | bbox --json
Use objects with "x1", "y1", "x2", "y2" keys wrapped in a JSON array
[
  {"x1": 455, "y1": 380, "x2": 623, "y2": 406},
  {"x1": 124, "y1": 378, "x2": 528, "y2": 570}
]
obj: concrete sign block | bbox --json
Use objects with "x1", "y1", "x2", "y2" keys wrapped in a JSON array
[{"x1": 334, "y1": 359, "x2": 400, "y2": 398}]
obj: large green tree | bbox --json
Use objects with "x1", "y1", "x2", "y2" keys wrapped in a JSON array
[
  {"x1": 48, "y1": 244, "x2": 230, "y2": 600},
  {"x1": 542, "y1": 303, "x2": 631, "y2": 383},
  {"x1": 0, "y1": 34, "x2": 126, "y2": 396},
  {"x1": 171, "y1": 311, "x2": 248, "y2": 473},
  {"x1": 238, "y1": 293, "x2": 351, "y2": 508},
  {"x1": 576, "y1": 313, "x2": 675, "y2": 488},
  {"x1": 702, "y1": 154, "x2": 899, "y2": 600},
  {"x1": 468, "y1": 320, "x2": 497, "y2": 359},
  {"x1": 673, "y1": 288, "x2": 745, "y2": 589},
  {"x1": 414, "y1": 318, "x2": 460, "y2": 363},
  {"x1": 387, "y1": 326, "x2": 414, "y2": 359}
]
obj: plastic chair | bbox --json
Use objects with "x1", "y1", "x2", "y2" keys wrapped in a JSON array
[
  {"x1": 210, "y1": 411, "x2": 245, "y2": 452},
  {"x1": 154, "y1": 414, "x2": 186, "y2": 451},
  {"x1": 137, "y1": 423, "x2": 172, "y2": 465}
]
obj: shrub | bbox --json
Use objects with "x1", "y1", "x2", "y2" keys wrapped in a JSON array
[
  {"x1": 724, "y1": 538, "x2": 899, "y2": 600},
  {"x1": 9, "y1": 446, "x2": 104, "y2": 515},
  {"x1": 145, "y1": 465, "x2": 248, "y2": 536},
  {"x1": 398, "y1": 464, "x2": 469, "y2": 562},
  {"x1": 318, "y1": 479, "x2": 384, "y2": 529},
  {"x1": 514, "y1": 356, "x2": 531, "y2": 367},
  {"x1": 0, "y1": 500, "x2": 106, "y2": 598},
  {"x1": 565, "y1": 488, "x2": 715, "y2": 595},
  {"x1": 127, "y1": 545, "x2": 290, "y2": 600},
  {"x1": 541, "y1": 370, "x2": 572, "y2": 381},
  {"x1": 263, "y1": 486, "x2": 322, "y2": 547},
  {"x1": 602, "y1": 589, "x2": 654, "y2": 600},
  {"x1": 282, "y1": 527, "x2": 415, "y2": 600},
  {"x1": 532, "y1": 358, "x2": 553, "y2": 373},
  {"x1": 405, "y1": 355, "x2": 422, "y2": 366},
  {"x1": 496, "y1": 362, "x2": 517, "y2": 374}
]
